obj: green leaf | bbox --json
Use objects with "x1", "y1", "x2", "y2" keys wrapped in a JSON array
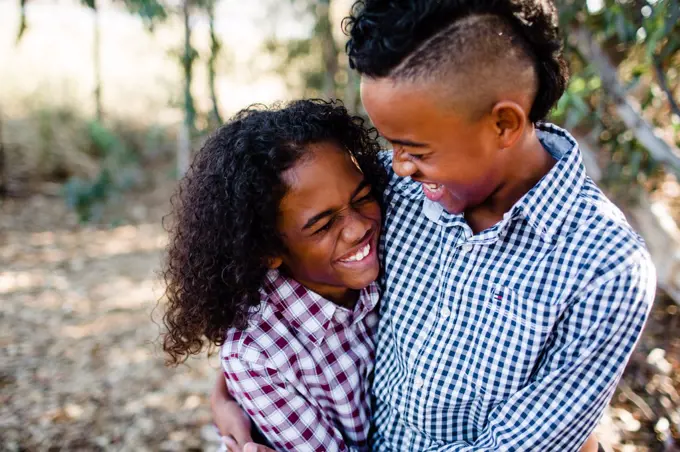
[
  {"x1": 123, "y1": 0, "x2": 167, "y2": 27},
  {"x1": 645, "y1": 26, "x2": 666, "y2": 59}
]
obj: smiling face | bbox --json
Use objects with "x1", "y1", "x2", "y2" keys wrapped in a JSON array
[
  {"x1": 361, "y1": 78, "x2": 513, "y2": 215},
  {"x1": 272, "y1": 141, "x2": 382, "y2": 304}
]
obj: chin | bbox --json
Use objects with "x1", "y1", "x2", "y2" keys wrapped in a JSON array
[
  {"x1": 347, "y1": 265, "x2": 380, "y2": 290},
  {"x1": 436, "y1": 189, "x2": 467, "y2": 215},
  {"x1": 440, "y1": 199, "x2": 466, "y2": 215}
]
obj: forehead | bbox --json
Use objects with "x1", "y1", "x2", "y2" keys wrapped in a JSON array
[
  {"x1": 279, "y1": 142, "x2": 364, "y2": 221},
  {"x1": 361, "y1": 78, "x2": 465, "y2": 138}
]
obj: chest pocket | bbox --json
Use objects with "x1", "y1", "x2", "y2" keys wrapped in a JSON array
[{"x1": 467, "y1": 285, "x2": 560, "y2": 401}]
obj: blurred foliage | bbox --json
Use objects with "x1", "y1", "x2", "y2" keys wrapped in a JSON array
[
  {"x1": 554, "y1": 0, "x2": 679, "y2": 196},
  {"x1": 206, "y1": 0, "x2": 223, "y2": 126},
  {"x1": 7, "y1": 0, "x2": 679, "y2": 221},
  {"x1": 263, "y1": 0, "x2": 679, "y2": 199},
  {"x1": 16, "y1": 0, "x2": 167, "y2": 41},
  {"x1": 1, "y1": 102, "x2": 171, "y2": 214},
  {"x1": 121, "y1": 0, "x2": 168, "y2": 28},
  {"x1": 63, "y1": 121, "x2": 142, "y2": 223},
  {"x1": 10, "y1": 0, "x2": 225, "y2": 222},
  {"x1": 263, "y1": 0, "x2": 357, "y2": 105}
]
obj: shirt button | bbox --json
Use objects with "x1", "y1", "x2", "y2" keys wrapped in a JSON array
[
  {"x1": 462, "y1": 243, "x2": 473, "y2": 252},
  {"x1": 441, "y1": 306, "x2": 451, "y2": 317},
  {"x1": 414, "y1": 377, "x2": 424, "y2": 389}
]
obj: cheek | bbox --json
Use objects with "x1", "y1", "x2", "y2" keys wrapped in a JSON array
[
  {"x1": 360, "y1": 202, "x2": 382, "y2": 224},
  {"x1": 301, "y1": 241, "x2": 335, "y2": 269},
  {"x1": 437, "y1": 148, "x2": 496, "y2": 183},
  {"x1": 283, "y1": 239, "x2": 333, "y2": 275}
]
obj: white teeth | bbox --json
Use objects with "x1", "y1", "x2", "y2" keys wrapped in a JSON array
[
  {"x1": 424, "y1": 183, "x2": 441, "y2": 191},
  {"x1": 342, "y1": 243, "x2": 371, "y2": 262}
]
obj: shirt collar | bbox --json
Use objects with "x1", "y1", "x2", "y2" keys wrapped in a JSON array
[
  {"x1": 511, "y1": 123, "x2": 586, "y2": 242},
  {"x1": 422, "y1": 123, "x2": 586, "y2": 242},
  {"x1": 262, "y1": 269, "x2": 379, "y2": 345}
]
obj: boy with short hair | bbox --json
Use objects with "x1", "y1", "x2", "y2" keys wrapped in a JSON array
[{"x1": 350, "y1": 1, "x2": 655, "y2": 450}]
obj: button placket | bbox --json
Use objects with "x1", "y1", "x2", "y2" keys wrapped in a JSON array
[{"x1": 439, "y1": 229, "x2": 461, "y2": 322}]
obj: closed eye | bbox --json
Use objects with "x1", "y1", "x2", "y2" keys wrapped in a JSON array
[
  {"x1": 394, "y1": 145, "x2": 427, "y2": 162},
  {"x1": 353, "y1": 193, "x2": 375, "y2": 205},
  {"x1": 407, "y1": 154, "x2": 424, "y2": 161},
  {"x1": 313, "y1": 217, "x2": 335, "y2": 234}
]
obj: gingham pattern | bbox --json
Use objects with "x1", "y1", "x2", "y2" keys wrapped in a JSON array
[
  {"x1": 221, "y1": 269, "x2": 379, "y2": 452},
  {"x1": 370, "y1": 124, "x2": 656, "y2": 451}
]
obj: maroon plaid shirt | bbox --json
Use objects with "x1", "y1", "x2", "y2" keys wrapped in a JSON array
[{"x1": 221, "y1": 269, "x2": 379, "y2": 452}]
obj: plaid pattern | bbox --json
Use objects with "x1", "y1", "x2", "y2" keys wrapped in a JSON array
[
  {"x1": 221, "y1": 269, "x2": 379, "y2": 452},
  {"x1": 371, "y1": 124, "x2": 656, "y2": 451}
]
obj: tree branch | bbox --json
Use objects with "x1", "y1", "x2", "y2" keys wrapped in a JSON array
[
  {"x1": 571, "y1": 25, "x2": 680, "y2": 179},
  {"x1": 652, "y1": 58, "x2": 680, "y2": 119},
  {"x1": 16, "y1": 0, "x2": 28, "y2": 43}
]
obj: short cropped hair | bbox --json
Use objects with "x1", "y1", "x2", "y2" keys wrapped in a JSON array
[{"x1": 345, "y1": 0, "x2": 569, "y2": 123}]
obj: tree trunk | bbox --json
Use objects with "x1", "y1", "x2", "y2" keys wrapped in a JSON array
[
  {"x1": 16, "y1": 0, "x2": 28, "y2": 43},
  {"x1": 318, "y1": 0, "x2": 338, "y2": 99},
  {"x1": 177, "y1": 121, "x2": 190, "y2": 180},
  {"x1": 0, "y1": 108, "x2": 5, "y2": 196},
  {"x1": 178, "y1": 0, "x2": 195, "y2": 178},
  {"x1": 93, "y1": 0, "x2": 103, "y2": 121},
  {"x1": 572, "y1": 25, "x2": 680, "y2": 179},
  {"x1": 343, "y1": 67, "x2": 359, "y2": 114},
  {"x1": 207, "y1": 0, "x2": 222, "y2": 125}
]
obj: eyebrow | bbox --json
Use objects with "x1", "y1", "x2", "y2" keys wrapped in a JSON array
[
  {"x1": 302, "y1": 179, "x2": 371, "y2": 230},
  {"x1": 382, "y1": 136, "x2": 428, "y2": 148}
]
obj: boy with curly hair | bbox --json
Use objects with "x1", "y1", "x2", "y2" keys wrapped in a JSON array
[{"x1": 214, "y1": 1, "x2": 656, "y2": 451}]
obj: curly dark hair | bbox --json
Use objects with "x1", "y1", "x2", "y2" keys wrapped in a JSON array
[
  {"x1": 162, "y1": 99, "x2": 386, "y2": 365},
  {"x1": 344, "y1": 0, "x2": 569, "y2": 123}
]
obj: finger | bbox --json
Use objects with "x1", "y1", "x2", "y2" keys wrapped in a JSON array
[
  {"x1": 230, "y1": 425, "x2": 253, "y2": 447},
  {"x1": 223, "y1": 435, "x2": 242, "y2": 452},
  {"x1": 243, "y1": 442, "x2": 275, "y2": 452}
]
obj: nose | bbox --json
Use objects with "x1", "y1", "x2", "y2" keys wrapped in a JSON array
[
  {"x1": 341, "y1": 209, "x2": 372, "y2": 245},
  {"x1": 392, "y1": 151, "x2": 417, "y2": 178}
]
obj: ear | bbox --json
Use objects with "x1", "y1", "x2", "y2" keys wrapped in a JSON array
[
  {"x1": 490, "y1": 101, "x2": 527, "y2": 150},
  {"x1": 266, "y1": 256, "x2": 283, "y2": 269}
]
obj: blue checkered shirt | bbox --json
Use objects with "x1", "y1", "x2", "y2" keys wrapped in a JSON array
[{"x1": 371, "y1": 124, "x2": 656, "y2": 451}]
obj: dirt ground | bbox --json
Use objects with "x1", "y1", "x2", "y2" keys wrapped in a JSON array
[
  {"x1": 1, "y1": 175, "x2": 679, "y2": 451},
  {"x1": 0, "y1": 177, "x2": 225, "y2": 452}
]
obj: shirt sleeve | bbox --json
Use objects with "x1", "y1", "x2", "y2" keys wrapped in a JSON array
[
  {"x1": 423, "y1": 251, "x2": 656, "y2": 452},
  {"x1": 223, "y1": 356, "x2": 350, "y2": 452}
]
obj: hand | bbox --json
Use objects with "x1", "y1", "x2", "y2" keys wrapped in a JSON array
[
  {"x1": 243, "y1": 443, "x2": 277, "y2": 452},
  {"x1": 211, "y1": 372, "x2": 253, "y2": 451},
  {"x1": 580, "y1": 432, "x2": 599, "y2": 452},
  {"x1": 214, "y1": 401, "x2": 253, "y2": 451}
]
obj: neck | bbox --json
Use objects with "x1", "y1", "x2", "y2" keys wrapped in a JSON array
[
  {"x1": 280, "y1": 268, "x2": 360, "y2": 309},
  {"x1": 299, "y1": 277, "x2": 359, "y2": 309},
  {"x1": 323, "y1": 287, "x2": 359, "y2": 309},
  {"x1": 465, "y1": 129, "x2": 555, "y2": 234}
]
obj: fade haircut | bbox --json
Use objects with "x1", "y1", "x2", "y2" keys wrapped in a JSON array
[{"x1": 344, "y1": 0, "x2": 569, "y2": 123}]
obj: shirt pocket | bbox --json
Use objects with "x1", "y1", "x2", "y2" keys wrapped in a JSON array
[{"x1": 467, "y1": 284, "x2": 560, "y2": 401}]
